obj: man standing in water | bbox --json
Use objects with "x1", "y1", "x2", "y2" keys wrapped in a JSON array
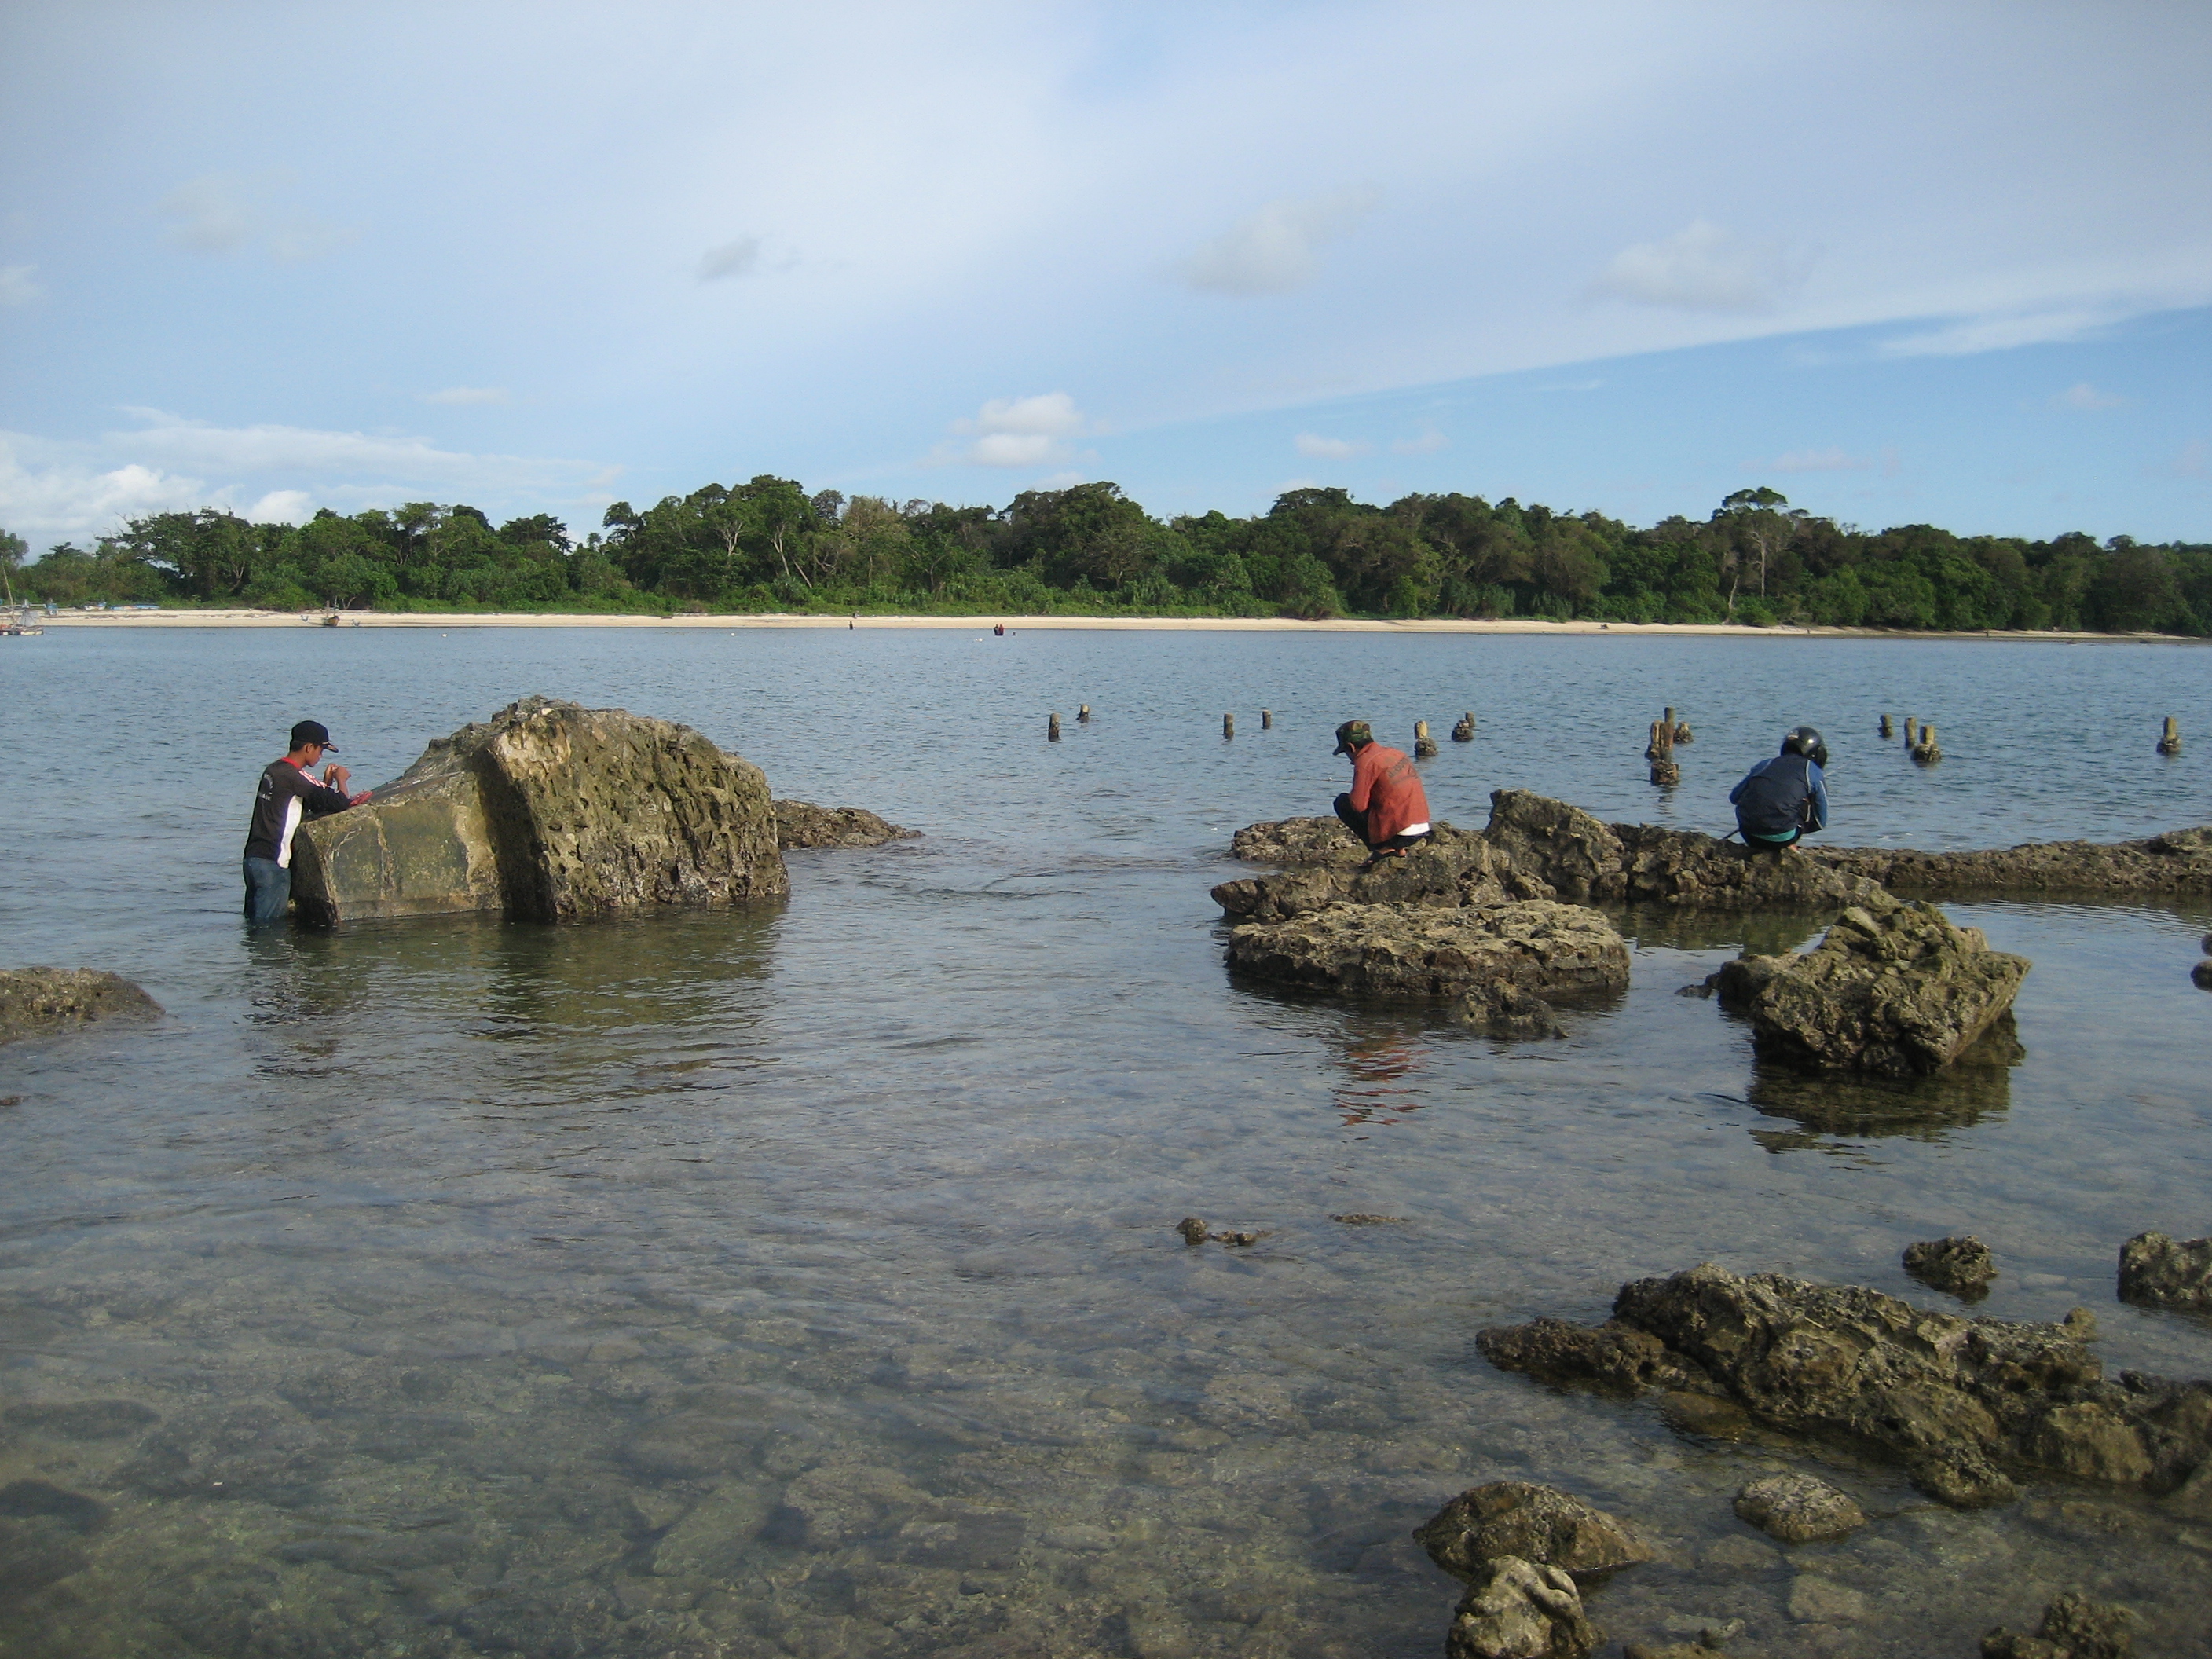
[
  {"x1": 1331, "y1": 720, "x2": 1432, "y2": 866},
  {"x1": 242, "y1": 720, "x2": 371, "y2": 923},
  {"x1": 1730, "y1": 726, "x2": 1829, "y2": 853}
]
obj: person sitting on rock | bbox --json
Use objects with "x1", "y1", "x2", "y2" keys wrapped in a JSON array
[
  {"x1": 1730, "y1": 727, "x2": 1828, "y2": 854},
  {"x1": 242, "y1": 720, "x2": 372, "y2": 924},
  {"x1": 1331, "y1": 720, "x2": 1433, "y2": 866}
]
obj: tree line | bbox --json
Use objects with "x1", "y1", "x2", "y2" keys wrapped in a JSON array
[{"x1": 5, "y1": 480, "x2": 2209, "y2": 634}]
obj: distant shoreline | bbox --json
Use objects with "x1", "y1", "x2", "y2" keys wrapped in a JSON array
[{"x1": 26, "y1": 608, "x2": 2204, "y2": 644}]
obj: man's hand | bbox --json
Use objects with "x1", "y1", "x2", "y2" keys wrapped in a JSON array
[{"x1": 323, "y1": 764, "x2": 351, "y2": 790}]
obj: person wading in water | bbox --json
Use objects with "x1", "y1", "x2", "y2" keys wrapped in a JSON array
[
  {"x1": 1729, "y1": 726, "x2": 1829, "y2": 855},
  {"x1": 241, "y1": 720, "x2": 372, "y2": 923},
  {"x1": 1331, "y1": 720, "x2": 1433, "y2": 868}
]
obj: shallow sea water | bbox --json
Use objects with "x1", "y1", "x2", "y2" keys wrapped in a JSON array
[{"x1": 2, "y1": 627, "x2": 2210, "y2": 1659}]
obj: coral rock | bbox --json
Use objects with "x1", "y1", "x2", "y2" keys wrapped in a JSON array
[{"x1": 1415, "y1": 1481, "x2": 1651, "y2": 1584}]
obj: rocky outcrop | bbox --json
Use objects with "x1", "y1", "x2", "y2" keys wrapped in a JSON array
[
  {"x1": 1815, "y1": 829, "x2": 2212, "y2": 897},
  {"x1": 1905, "y1": 1236, "x2": 1999, "y2": 1299},
  {"x1": 1227, "y1": 816, "x2": 1370, "y2": 867},
  {"x1": 2117, "y1": 1232, "x2": 2212, "y2": 1311},
  {"x1": 1445, "y1": 1558, "x2": 1599, "y2": 1659},
  {"x1": 773, "y1": 800, "x2": 914, "y2": 850},
  {"x1": 1415, "y1": 1482, "x2": 1650, "y2": 1584},
  {"x1": 1225, "y1": 900, "x2": 1628, "y2": 1035},
  {"x1": 291, "y1": 697, "x2": 787, "y2": 925},
  {"x1": 0, "y1": 969, "x2": 161, "y2": 1046},
  {"x1": 1226, "y1": 793, "x2": 2212, "y2": 908},
  {"x1": 1981, "y1": 1592, "x2": 2138, "y2": 1659},
  {"x1": 1731, "y1": 1473, "x2": 1866, "y2": 1543},
  {"x1": 1478, "y1": 1262, "x2": 2212, "y2": 1507},
  {"x1": 1213, "y1": 827, "x2": 1550, "y2": 923},
  {"x1": 1224, "y1": 792, "x2": 1893, "y2": 914},
  {"x1": 1715, "y1": 903, "x2": 2030, "y2": 1075}
]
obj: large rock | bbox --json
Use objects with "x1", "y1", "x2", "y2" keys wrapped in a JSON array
[
  {"x1": 1445, "y1": 1557, "x2": 1599, "y2": 1659},
  {"x1": 1731, "y1": 1473, "x2": 1866, "y2": 1543},
  {"x1": 1981, "y1": 1592, "x2": 2139, "y2": 1659},
  {"x1": 1213, "y1": 827, "x2": 1551, "y2": 923},
  {"x1": 1415, "y1": 1482, "x2": 1650, "y2": 1583},
  {"x1": 2117, "y1": 1231, "x2": 2212, "y2": 1311},
  {"x1": 1715, "y1": 902, "x2": 2030, "y2": 1075},
  {"x1": 773, "y1": 800, "x2": 914, "y2": 850},
  {"x1": 1228, "y1": 815, "x2": 1369, "y2": 867},
  {"x1": 1226, "y1": 900, "x2": 1628, "y2": 1022},
  {"x1": 291, "y1": 697, "x2": 788, "y2": 925},
  {"x1": 1478, "y1": 1262, "x2": 2212, "y2": 1507},
  {"x1": 0, "y1": 969, "x2": 161, "y2": 1046},
  {"x1": 1905, "y1": 1236, "x2": 1999, "y2": 1299},
  {"x1": 1817, "y1": 829, "x2": 2212, "y2": 897}
]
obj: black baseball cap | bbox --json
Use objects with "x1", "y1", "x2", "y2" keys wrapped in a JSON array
[{"x1": 290, "y1": 720, "x2": 337, "y2": 751}]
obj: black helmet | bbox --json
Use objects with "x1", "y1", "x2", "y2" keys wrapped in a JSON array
[{"x1": 1781, "y1": 727, "x2": 1828, "y2": 768}]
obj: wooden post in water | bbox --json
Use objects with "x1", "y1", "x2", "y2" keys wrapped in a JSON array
[
  {"x1": 1048, "y1": 712, "x2": 1061, "y2": 742},
  {"x1": 2158, "y1": 716, "x2": 2182, "y2": 756},
  {"x1": 1414, "y1": 720, "x2": 1438, "y2": 757},
  {"x1": 1910, "y1": 723, "x2": 1941, "y2": 765},
  {"x1": 1261, "y1": 710, "x2": 1273, "y2": 729},
  {"x1": 1880, "y1": 714, "x2": 1895, "y2": 739},
  {"x1": 1451, "y1": 712, "x2": 1474, "y2": 742},
  {"x1": 1223, "y1": 712, "x2": 1235, "y2": 739},
  {"x1": 1903, "y1": 716, "x2": 1917, "y2": 745},
  {"x1": 1078, "y1": 704, "x2": 1090, "y2": 723}
]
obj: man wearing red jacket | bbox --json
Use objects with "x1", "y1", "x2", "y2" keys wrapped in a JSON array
[{"x1": 1331, "y1": 720, "x2": 1432, "y2": 864}]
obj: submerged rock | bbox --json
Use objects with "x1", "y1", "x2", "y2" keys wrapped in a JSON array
[
  {"x1": 1715, "y1": 902, "x2": 2030, "y2": 1076},
  {"x1": 1225, "y1": 900, "x2": 1628, "y2": 1010},
  {"x1": 291, "y1": 696, "x2": 788, "y2": 925},
  {"x1": 1981, "y1": 1591, "x2": 2139, "y2": 1659},
  {"x1": 1445, "y1": 1556, "x2": 1599, "y2": 1659},
  {"x1": 1731, "y1": 1473, "x2": 1866, "y2": 1543},
  {"x1": 1905, "y1": 1236, "x2": 2000, "y2": 1300},
  {"x1": 773, "y1": 800, "x2": 915, "y2": 850},
  {"x1": 1212, "y1": 825, "x2": 1540, "y2": 922},
  {"x1": 0, "y1": 968, "x2": 161, "y2": 1046},
  {"x1": 1415, "y1": 1481, "x2": 1651, "y2": 1584},
  {"x1": 1478, "y1": 1262, "x2": 2212, "y2": 1507},
  {"x1": 2117, "y1": 1231, "x2": 2212, "y2": 1311},
  {"x1": 1816, "y1": 829, "x2": 2212, "y2": 897}
]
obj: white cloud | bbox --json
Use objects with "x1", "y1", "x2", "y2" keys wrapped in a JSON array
[
  {"x1": 698, "y1": 236, "x2": 762, "y2": 280},
  {"x1": 1591, "y1": 219, "x2": 1807, "y2": 312},
  {"x1": 2049, "y1": 382, "x2": 2124, "y2": 411},
  {"x1": 109, "y1": 408, "x2": 595, "y2": 488},
  {"x1": 0, "y1": 434, "x2": 207, "y2": 540},
  {"x1": 1878, "y1": 308, "x2": 2121, "y2": 357},
  {"x1": 0, "y1": 265, "x2": 43, "y2": 306},
  {"x1": 944, "y1": 392, "x2": 1088, "y2": 467},
  {"x1": 1176, "y1": 188, "x2": 1380, "y2": 296},
  {"x1": 1293, "y1": 433, "x2": 1369, "y2": 460},
  {"x1": 1392, "y1": 430, "x2": 1448, "y2": 455},
  {"x1": 157, "y1": 172, "x2": 353, "y2": 262},
  {"x1": 243, "y1": 489, "x2": 315, "y2": 522},
  {"x1": 421, "y1": 386, "x2": 510, "y2": 406},
  {"x1": 161, "y1": 176, "x2": 256, "y2": 254}
]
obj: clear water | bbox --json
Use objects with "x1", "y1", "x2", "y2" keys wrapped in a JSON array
[{"x1": 2, "y1": 628, "x2": 2210, "y2": 1659}]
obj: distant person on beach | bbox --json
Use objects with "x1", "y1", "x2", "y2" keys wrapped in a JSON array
[
  {"x1": 242, "y1": 720, "x2": 371, "y2": 923},
  {"x1": 1730, "y1": 727, "x2": 1828, "y2": 852},
  {"x1": 1331, "y1": 720, "x2": 1432, "y2": 866}
]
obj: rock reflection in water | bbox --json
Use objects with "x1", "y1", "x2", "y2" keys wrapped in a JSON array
[{"x1": 1743, "y1": 1014, "x2": 2023, "y2": 1144}]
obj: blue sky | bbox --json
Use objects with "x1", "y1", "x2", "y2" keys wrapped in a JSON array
[{"x1": 2, "y1": 1, "x2": 2207, "y2": 552}]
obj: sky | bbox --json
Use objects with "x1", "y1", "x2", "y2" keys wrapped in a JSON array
[{"x1": 2, "y1": 0, "x2": 2208, "y2": 555}]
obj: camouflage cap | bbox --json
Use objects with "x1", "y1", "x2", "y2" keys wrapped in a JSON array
[{"x1": 1332, "y1": 720, "x2": 1372, "y2": 756}]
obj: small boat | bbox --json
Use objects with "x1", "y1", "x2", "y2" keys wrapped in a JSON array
[{"x1": 1, "y1": 613, "x2": 42, "y2": 636}]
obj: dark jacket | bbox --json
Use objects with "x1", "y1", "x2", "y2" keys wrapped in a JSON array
[
  {"x1": 1730, "y1": 754, "x2": 1827, "y2": 840},
  {"x1": 244, "y1": 759, "x2": 355, "y2": 866}
]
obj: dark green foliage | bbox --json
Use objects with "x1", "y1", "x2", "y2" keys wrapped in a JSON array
[{"x1": 6, "y1": 482, "x2": 2207, "y2": 634}]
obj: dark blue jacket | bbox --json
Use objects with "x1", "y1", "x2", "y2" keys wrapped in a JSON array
[{"x1": 1730, "y1": 754, "x2": 1827, "y2": 839}]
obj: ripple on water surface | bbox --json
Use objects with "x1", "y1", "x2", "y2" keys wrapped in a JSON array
[{"x1": 1, "y1": 628, "x2": 2210, "y2": 1657}]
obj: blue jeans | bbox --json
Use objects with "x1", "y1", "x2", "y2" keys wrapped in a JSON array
[{"x1": 242, "y1": 856, "x2": 291, "y2": 923}]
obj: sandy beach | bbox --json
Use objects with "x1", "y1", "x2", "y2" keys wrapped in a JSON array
[{"x1": 22, "y1": 608, "x2": 2191, "y2": 643}]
